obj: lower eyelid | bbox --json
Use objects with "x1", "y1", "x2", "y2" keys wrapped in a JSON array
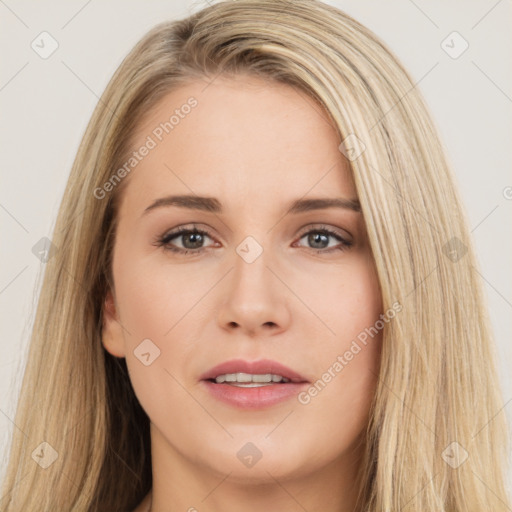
[{"x1": 157, "y1": 227, "x2": 351, "y2": 253}]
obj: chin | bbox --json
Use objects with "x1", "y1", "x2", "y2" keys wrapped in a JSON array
[{"x1": 197, "y1": 438, "x2": 312, "y2": 484}]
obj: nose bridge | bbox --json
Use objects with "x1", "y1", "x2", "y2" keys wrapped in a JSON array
[
  {"x1": 216, "y1": 232, "x2": 291, "y2": 334},
  {"x1": 231, "y1": 233, "x2": 273, "y2": 300}
]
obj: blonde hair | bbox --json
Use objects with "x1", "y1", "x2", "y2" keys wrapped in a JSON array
[{"x1": 1, "y1": 1, "x2": 509, "y2": 510}]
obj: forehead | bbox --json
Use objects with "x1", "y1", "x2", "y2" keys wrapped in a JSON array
[{"x1": 121, "y1": 75, "x2": 355, "y2": 215}]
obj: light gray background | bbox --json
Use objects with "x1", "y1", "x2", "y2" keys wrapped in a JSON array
[{"x1": 1, "y1": 0, "x2": 511, "y2": 488}]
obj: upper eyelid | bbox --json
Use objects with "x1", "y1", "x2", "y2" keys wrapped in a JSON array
[
  {"x1": 297, "y1": 224, "x2": 351, "y2": 239},
  {"x1": 159, "y1": 224, "x2": 352, "y2": 247},
  {"x1": 160, "y1": 225, "x2": 213, "y2": 241},
  {"x1": 161, "y1": 224, "x2": 350, "y2": 238}
]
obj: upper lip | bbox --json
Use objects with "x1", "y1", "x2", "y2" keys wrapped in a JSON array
[{"x1": 200, "y1": 359, "x2": 309, "y2": 383}]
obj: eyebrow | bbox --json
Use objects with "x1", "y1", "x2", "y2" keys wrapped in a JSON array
[{"x1": 142, "y1": 194, "x2": 361, "y2": 216}]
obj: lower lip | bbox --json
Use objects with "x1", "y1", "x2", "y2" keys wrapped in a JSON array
[{"x1": 201, "y1": 380, "x2": 308, "y2": 409}]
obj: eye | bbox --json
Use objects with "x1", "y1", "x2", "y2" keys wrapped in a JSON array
[
  {"x1": 154, "y1": 223, "x2": 352, "y2": 256},
  {"x1": 294, "y1": 225, "x2": 352, "y2": 253},
  {"x1": 154, "y1": 225, "x2": 216, "y2": 255}
]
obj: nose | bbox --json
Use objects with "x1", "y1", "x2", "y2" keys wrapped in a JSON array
[{"x1": 217, "y1": 245, "x2": 291, "y2": 337}]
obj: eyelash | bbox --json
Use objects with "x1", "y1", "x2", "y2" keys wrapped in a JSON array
[{"x1": 153, "y1": 224, "x2": 352, "y2": 256}]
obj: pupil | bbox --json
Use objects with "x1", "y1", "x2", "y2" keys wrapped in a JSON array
[
  {"x1": 184, "y1": 233, "x2": 203, "y2": 249},
  {"x1": 309, "y1": 233, "x2": 327, "y2": 249}
]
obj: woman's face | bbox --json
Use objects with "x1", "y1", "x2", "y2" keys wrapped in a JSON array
[{"x1": 102, "y1": 74, "x2": 383, "y2": 486}]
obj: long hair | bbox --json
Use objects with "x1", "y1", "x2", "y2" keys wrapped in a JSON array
[{"x1": 1, "y1": 1, "x2": 509, "y2": 510}]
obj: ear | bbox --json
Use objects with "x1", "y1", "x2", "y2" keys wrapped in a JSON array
[{"x1": 101, "y1": 288, "x2": 126, "y2": 358}]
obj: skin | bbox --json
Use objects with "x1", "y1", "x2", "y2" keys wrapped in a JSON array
[{"x1": 102, "y1": 74, "x2": 383, "y2": 512}]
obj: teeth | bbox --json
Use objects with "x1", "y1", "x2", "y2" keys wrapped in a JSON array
[
  {"x1": 253, "y1": 374, "x2": 272, "y2": 383},
  {"x1": 214, "y1": 373, "x2": 290, "y2": 384}
]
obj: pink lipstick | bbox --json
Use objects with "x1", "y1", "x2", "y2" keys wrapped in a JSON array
[{"x1": 199, "y1": 358, "x2": 309, "y2": 409}]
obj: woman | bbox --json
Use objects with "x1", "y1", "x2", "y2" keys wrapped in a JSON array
[{"x1": 1, "y1": 1, "x2": 510, "y2": 510}]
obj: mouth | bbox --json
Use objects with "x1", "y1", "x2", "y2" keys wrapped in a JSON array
[
  {"x1": 207, "y1": 372, "x2": 293, "y2": 386},
  {"x1": 199, "y1": 359, "x2": 309, "y2": 409},
  {"x1": 200, "y1": 358, "x2": 309, "y2": 384}
]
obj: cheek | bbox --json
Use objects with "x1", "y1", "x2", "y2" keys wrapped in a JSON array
[
  {"x1": 338, "y1": 264, "x2": 382, "y2": 338},
  {"x1": 299, "y1": 254, "x2": 382, "y2": 343},
  {"x1": 328, "y1": 258, "x2": 382, "y2": 396},
  {"x1": 110, "y1": 245, "x2": 234, "y2": 417},
  {"x1": 113, "y1": 252, "x2": 210, "y2": 341},
  {"x1": 110, "y1": 250, "x2": 202, "y2": 412},
  {"x1": 296, "y1": 258, "x2": 382, "y2": 437}
]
